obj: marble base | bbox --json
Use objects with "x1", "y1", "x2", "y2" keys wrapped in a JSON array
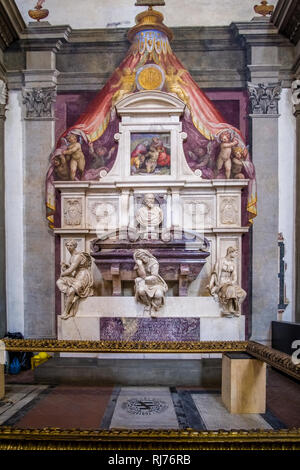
[
  {"x1": 58, "y1": 296, "x2": 245, "y2": 345},
  {"x1": 72, "y1": 296, "x2": 222, "y2": 318}
]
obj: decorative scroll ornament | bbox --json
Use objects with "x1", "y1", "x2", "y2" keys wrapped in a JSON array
[
  {"x1": 0, "y1": 80, "x2": 8, "y2": 106},
  {"x1": 254, "y1": 1, "x2": 274, "y2": 17},
  {"x1": 247, "y1": 82, "x2": 282, "y2": 115},
  {"x1": 292, "y1": 79, "x2": 300, "y2": 114},
  {"x1": 22, "y1": 87, "x2": 56, "y2": 118}
]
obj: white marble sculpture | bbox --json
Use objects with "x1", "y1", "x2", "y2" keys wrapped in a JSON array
[
  {"x1": 136, "y1": 193, "x2": 163, "y2": 239},
  {"x1": 134, "y1": 249, "x2": 168, "y2": 316},
  {"x1": 57, "y1": 239, "x2": 94, "y2": 320},
  {"x1": 208, "y1": 246, "x2": 246, "y2": 317}
]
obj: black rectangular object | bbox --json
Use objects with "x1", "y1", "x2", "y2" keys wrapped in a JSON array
[{"x1": 272, "y1": 321, "x2": 300, "y2": 355}]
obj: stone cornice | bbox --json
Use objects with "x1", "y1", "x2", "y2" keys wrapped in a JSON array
[
  {"x1": 3, "y1": 22, "x2": 296, "y2": 91},
  {"x1": 231, "y1": 19, "x2": 291, "y2": 48},
  {"x1": 8, "y1": 23, "x2": 291, "y2": 54},
  {"x1": 272, "y1": 0, "x2": 300, "y2": 46},
  {"x1": 19, "y1": 23, "x2": 72, "y2": 53},
  {"x1": 0, "y1": 0, "x2": 25, "y2": 51}
]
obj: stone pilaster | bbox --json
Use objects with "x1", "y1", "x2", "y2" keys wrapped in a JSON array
[
  {"x1": 232, "y1": 19, "x2": 283, "y2": 344},
  {"x1": 292, "y1": 79, "x2": 300, "y2": 323},
  {"x1": 0, "y1": 80, "x2": 7, "y2": 338},
  {"x1": 248, "y1": 81, "x2": 282, "y2": 344},
  {"x1": 22, "y1": 46, "x2": 59, "y2": 337}
]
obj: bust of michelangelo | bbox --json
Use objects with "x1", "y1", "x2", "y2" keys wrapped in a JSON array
[{"x1": 136, "y1": 193, "x2": 163, "y2": 238}]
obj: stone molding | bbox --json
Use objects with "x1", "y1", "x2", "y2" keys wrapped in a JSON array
[{"x1": 247, "y1": 81, "x2": 282, "y2": 114}]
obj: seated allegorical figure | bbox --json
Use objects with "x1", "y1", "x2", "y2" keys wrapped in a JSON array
[
  {"x1": 134, "y1": 249, "x2": 168, "y2": 317},
  {"x1": 57, "y1": 239, "x2": 94, "y2": 320},
  {"x1": 208, "y1": 246, "x2": 246, "y2": 317}
]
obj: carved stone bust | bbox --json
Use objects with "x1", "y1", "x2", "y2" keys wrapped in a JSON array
[{"x1": 136, "y1": 193, "x2": 163, "y2": 238}]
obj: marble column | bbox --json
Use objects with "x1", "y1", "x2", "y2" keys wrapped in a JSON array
[
  {"x1": 22, "y1": 49, "x2": 59, "y2": 338},
  {"x1": 292, "y1": 79, "x2": 300, "y2": 323},
  {"x1": 0, "y1": 80, "x2": 7, "y2": 338},
  {"x1": 248, "y1": 82, "x2": 282, "y2": 344}
]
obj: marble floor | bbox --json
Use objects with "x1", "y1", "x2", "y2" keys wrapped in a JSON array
[{"x1": 1, "y1": 368, "x2": 298, "y2": 431}]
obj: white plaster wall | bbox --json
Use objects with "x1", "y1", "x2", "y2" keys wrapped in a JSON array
[
  {"x1": 278, "y1": 88, "x2": 296, "y2": 322},
  {"x1": 16, "y1": 0, "x2": 278, "y2": 29},
  {"x1": 5, "y1": 91, "x2": 25, "y2": 334}
]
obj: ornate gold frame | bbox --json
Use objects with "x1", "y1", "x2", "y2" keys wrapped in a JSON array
[
  {"x1": 0, "y1": 427, "x2": 300, "y2": 450},
  {"x1": 1, "y1": 339, "x2": 300, "y2": 450}
]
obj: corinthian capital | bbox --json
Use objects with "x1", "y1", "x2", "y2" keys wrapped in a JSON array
[
  {"x1": 247, "y1": 82, "x2": 282, "y2": 115},
  {"x1": 0, "y1": 80, "x2": 8, "y2": 106},
  {"x1": 22, "y1": 87, "x2": 57, "y2": 119},
  {"x1": 292, "y1": 79, "x2": 300, "y2": 115}
]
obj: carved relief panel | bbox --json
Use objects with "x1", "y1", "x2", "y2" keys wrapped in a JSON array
[
  {"x1": 62, "y1": 196, "x2": 85, "y2": 229},
  {"x1": 217, "y1": 194, "x2": 241, "y2": 228},
  {"x1": 181, "y1": 196, "x2": 215, "y2": 230},
  {"x1": 86, "y1": 196, "x2": 119, "y2": 233}
]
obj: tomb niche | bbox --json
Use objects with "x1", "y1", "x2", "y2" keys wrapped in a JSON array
[{"x1": 49, "y1": 5, "x2": 255, "y2": 342}]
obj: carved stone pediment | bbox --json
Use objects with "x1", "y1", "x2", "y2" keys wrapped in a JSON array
[{"x1": 116, "y1": 90, "x2": 186, "y2": 117}]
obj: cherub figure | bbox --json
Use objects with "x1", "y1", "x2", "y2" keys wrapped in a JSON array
[
  {"x1": 231, "y1": 146, "x2": 248, "y2": 179},
  {"x1": 165, "y1": 66, "x2": 190, "y2": 105},
  {"x1": 111, "y1": 67, "x2": 136, "y2": 106},
  {"x1": 215, "y1": 130, "x2": 238, "y2": 179},
  {"x1": 63, "y1": 133, "x2": 86, "y2": 181}
]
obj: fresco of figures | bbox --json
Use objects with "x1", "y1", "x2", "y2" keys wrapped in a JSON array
[{"x1": 130, "y1": 133, "x2": 171, "y2": 176}]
